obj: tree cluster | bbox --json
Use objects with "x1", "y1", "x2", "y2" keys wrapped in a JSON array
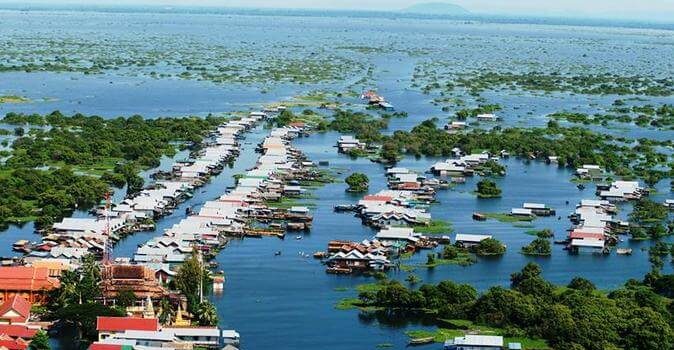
[{"x1": 357, "y1": 263, "x2": 674, "y2": 350}]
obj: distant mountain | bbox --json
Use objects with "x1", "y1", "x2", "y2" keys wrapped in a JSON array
[{"x1": 401, "y1": 2, "x2": 470, "y2": 16}]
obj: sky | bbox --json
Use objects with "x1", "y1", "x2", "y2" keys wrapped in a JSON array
[{"x1": 4, "y1": 0, "x2": 674, "y2": 21}]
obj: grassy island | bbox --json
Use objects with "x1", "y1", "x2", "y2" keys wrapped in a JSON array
[{"x1": 0, "y1": 110, "x2": 227, "y2": 229}]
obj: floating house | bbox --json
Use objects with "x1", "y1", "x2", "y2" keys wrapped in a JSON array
[
  {"x1": 521, "y1": 203, "x2": 556, "y2": 216},
  {"x1": 326, "y1": 250, "x2": 391, "y2": 273},
  {"x1": 475, "y1": 113, "x2": 501, "y2": 122},
  {"x1": 336, "y1": 135, "x2": 365, "y2": 153},
  {"x1": 665, "y1": 199, "x2": 674, "y2": 210},
  {"x1": 575, "y1": 164, "x2": 603, "y2": 179},
  {"x1": 510, "y1": 208, "x2": 534, "y2": 218},
  {"x1": 454, "y1": 234, "x2": 492, "y2": 248},
  {"x1": 444, "y1": 121, "x2": 467, "y2": 131},
  {"x1": 566, "y1": 199, "x2": 618, "y2": 254},
  {"x1": 375, "y1": 227, "x2": 420, "y2": 244},
  {"x1": 597, "y1": 181, "x2": 646, "y2": 201},
  {"x1": 444, "y1": 335, "x2": 520, "y2": 350}
]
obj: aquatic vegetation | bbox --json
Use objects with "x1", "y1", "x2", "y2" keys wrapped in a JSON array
[
  {"x1": 345, "y1": 172, "x2": 369, "y2": 192},
  {"x1": 335, "y1": 298, "x2": 363, "y2": 310},
  {"x1": 3, "y1": 111, "x2": 226, "y2": 171},
  {"x1": 483, "y1": 213, "x2": 536, "y2": 223},
  {"x1": 374, "y1": 118, "x2": 671, "y2": 181},
  {"x1": 630, "y1": 198, "x2": 669, "y2": 224},
  {"x1": 414, "y1": 65, "x2": 674, "y2": 96},
  {"x1": 525, "y1": 228, "x2": 554, "y2": 238},
  {"x1": 0, "y1": 95, "x2": 30, "y2": 103},
  {"x1": 521, "y1": 237, "x2": 552, "y2": 256},
  {"x1": 329, "y1": 109, "x2": 388, "y2": 144},
  {"x1": 550, "y1": 104, "x2": 674, "y2": 130},
  {"x1": 472, "y1": 238, "x2": 506, "y2": 256},
  {"x1": 412, "y1": 220, "x2": 453, "y2": 235},
  {"x1": 475, "y1": 179, "x2": 502, "y2": 198}
]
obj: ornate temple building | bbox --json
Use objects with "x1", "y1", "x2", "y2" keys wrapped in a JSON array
[{"x1": 99, "y1": 264, "x2": 168, "y2": 304}]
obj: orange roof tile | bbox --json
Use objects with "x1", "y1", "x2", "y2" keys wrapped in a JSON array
[
  {"x1": 96, "y1": 317, "x2": 159, "y2": 332},
  {"x1": 0, "y1": 296, "x2": 31, "y2": 323},
  {"x1": 0, "y1": 267, "x2": 60, "y2": 292},
  {"x1": 0, "y1": 325, "x2": 38, "y2": 339}
]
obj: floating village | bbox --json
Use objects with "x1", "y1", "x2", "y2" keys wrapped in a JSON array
[
  {"x1": 0, "y1": 92, "x2": 670, "y2": 350},
  {"x1": 1, "y1": 6, "x2": 674, "y2": 350}
]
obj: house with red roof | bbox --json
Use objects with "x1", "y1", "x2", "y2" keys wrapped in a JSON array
[
  {"x1": 0, "y1": 325, "x2": 38, "y2": 340},
  {"x1": 96, "y1": 317, "x2": 159, "y2": 341},
  {"x1": 0, "y1": 267, "x2": 60, "y2": 304},
  {"x1": 0, "y1": 296, "x2": 31, "y2": 324},
  {"x1": 0, "y1": 335, "x2": 28, "y2": 350}
]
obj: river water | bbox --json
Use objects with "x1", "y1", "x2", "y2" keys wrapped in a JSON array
[{"x1": 0, "y1": 8, "x2": 673, "y2": 350}]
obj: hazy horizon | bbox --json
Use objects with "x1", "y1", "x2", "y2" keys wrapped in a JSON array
[{"x1": 1, "y1": 0, "x2": 673, "y2": 22}]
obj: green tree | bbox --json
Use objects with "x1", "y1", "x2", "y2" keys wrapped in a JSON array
[
  {"x1": 521, "y1": 237, "x2": 551, "y2": 256},
  {"x1": 567, "y1": 277, "x2": 596, "y2": 292},
  {"x1": 175, "y1": 251, "x2": 208, "y2": 313},
  {"x1": 344, "y1": 172, "x2": 369, "y2": 192},
  {"x1": 53, "y1": 302, "x2": 124, "y2": 341},
  {"x1": 158, "y1": 298, "x2": 174, "y2": 325},
  {"x1": 621, "y1": 307, "x2": 673, "y2": 350},
  {"x1": 195, "y1": 301, "x2": 219, "y2": 326},
  {"x1": 116, "y1": 289, "x2": 137, "y2": 308},
  {"x1": 475, "y1": 179, "x2": 502, "y2": 198},
  {"x1": 29, "y1": 330, "x2": 50, "y2": 350},
  {"x1": 474, "y1": 238, "x2": 505, "y2": 256},
  {"x1": 442, "y1": 245, "x2": 460, "y2": 259}
]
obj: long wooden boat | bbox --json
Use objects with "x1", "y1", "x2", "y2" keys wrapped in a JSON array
[{"x1": 408, "y1": 337, "x2": 434, "y2": 345}]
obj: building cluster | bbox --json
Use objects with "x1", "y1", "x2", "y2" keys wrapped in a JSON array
[
  {"x1": 430, "y1": 152, "x2": 493, "y2": 177},
  {"x1": 0, "y1": 268, "x2": 60, "y2": 350},
  {"x1": 14, "y1": 114, "x2": 266, "y2": 269},
  {"x1": 133, "y1": 122, "x2": 316, "y2": 266},
  {"x1": 510, "y1": 202, "x2": 556, "y2": 218},
  {"x1": 566, "y1": 199, "x2": 623, "y2": 254},
  {"x1": 1, "y1": 114, "x2": 283, "y2": 350},
  {"x1": 325, "y1": 167, "x2": 451, "y2": 274},
  {"x1": 90, "y1": 316, "x2": 239, "y2": 350},
  {"x1": 596, "y1": 180, "x2": 647, "y2": 202}
]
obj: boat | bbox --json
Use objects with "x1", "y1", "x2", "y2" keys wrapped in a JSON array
[
  {"x1": 13, "y1": 240, "x2": 29, "y2": 248},
  {"x1": 313, "y1": 251, "x2": 326, "y2": 259},
  {"x1": 408, "y1": 337, "x2": 434, "y2": 345},
  {"x1": 326, "y1": 266, "x2": 352, "y2": 274},
  {"x1": 334, "y1": 204, "x2": 356, "y2": 212},
  {"x1": 295, "y1": 235, "x2": 303, "y2": 240},
  {"x1": 617, "y1": 248, "x2": 633, "y2": 255},
  {"x1": 577, "y1": 184, "x2": 585, "y2": 190},
  {"x1": 472, "y1": 212, "x2": 487, "y2": 221},
  {"x1": 274, "y1": 251, "x2": 282, "y2": 256}
]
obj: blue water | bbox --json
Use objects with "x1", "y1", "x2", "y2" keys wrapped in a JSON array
[{"x1": 0, "y1": 8, "x2": 672, "y2": 350}]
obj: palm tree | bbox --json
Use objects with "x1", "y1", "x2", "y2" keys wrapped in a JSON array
[
  {"x1": 158, "y1": 298, "x2": 174, "y2": 325},
  {"x1": 195, "y1": 301, "x2": 218, "y2": 326}
]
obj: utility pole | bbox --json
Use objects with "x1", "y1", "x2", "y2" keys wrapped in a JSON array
[{"x1": 199, "y1": 247, "x2": 204, "y2": 304}]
